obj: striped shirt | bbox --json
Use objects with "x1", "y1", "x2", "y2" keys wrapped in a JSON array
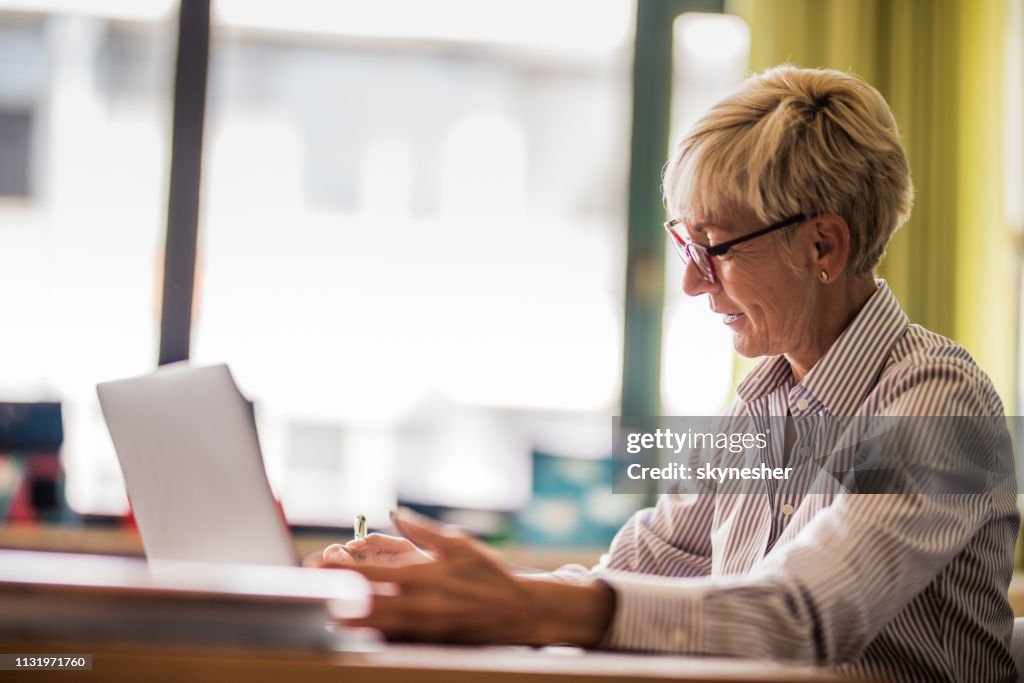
[{"x1": 592, "y1": 281, "x2": 1019, "y2": 682}]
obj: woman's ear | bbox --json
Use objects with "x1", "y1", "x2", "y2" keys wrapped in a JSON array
[{"x1": 811, "y1": 214, "x2": 850, "y2": 280}]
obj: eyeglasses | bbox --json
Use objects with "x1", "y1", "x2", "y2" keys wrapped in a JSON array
[{"x1": 664, "y1": 213, "x2": 807, "y2": 283}]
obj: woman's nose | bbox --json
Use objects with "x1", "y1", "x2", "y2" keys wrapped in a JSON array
[{"x1": 682, "y1": 259, "x2": 717, "y2": 297}]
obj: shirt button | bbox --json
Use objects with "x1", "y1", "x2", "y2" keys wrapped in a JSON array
[
  {"x1": 795, "y1": 398, "x2": 809, "y2": 411},
  {"x1": 798, "y1": 446, "x2": 811, "y2": 457},
  {"x1": 781, "y1": 503, "x2": 795, "y2": 516},
  {"x1": 672, "y1": 628, "x2": 687, "y2": 645}
]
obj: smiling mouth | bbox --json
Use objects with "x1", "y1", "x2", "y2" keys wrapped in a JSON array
[{"x1": 723, "y1": 313, "x2": 744, "y2": 324}]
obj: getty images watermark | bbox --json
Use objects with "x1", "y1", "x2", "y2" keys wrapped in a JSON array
[{"x1": 611, "y1": 415, "x2": 1019, "y2": 496}]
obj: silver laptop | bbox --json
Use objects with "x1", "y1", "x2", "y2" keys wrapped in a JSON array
[{"x1": 97, "y1": 363, "x2": 297, "y2": 567}]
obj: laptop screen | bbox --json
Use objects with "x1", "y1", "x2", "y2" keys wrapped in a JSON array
[{"x1": 97, "y1": 363, "x2": 296, "y2": 567}]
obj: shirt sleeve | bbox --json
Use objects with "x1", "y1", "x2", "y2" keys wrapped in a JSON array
[
  {"x1": 599, "y1": 492, "x2": 716, "y2": 577},
  {"x1": 594, "y1": 355, "x2": 1016, "y2": 664},
  {"x1": 598, "y1": 491, "x2": 995, "y2": 662},
  {"x1": 593, "y1": 400, "x2": 756, "y2": 579}
]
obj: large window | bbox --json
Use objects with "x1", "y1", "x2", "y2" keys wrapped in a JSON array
[
  {"x1": 192, "y1": 1, "x2": 634, "y2": 526},
  {"x1": 0, "y1": 1, "x2": 758, "y2": 531},
  {"x1": 0, "y1": 3, "x2": 176, "y2": 515}
]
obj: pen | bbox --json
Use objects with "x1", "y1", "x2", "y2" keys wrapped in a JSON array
[{"x1": 354, "y1": 514, "x2": 367, "y2": 541}]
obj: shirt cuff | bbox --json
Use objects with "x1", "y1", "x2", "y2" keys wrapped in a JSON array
[
  {"x1": 595, "y1": 570, "x2": 708, "y2": 653},
  {"x1": 545, "y1": 563, "x2": 593, "y2": 583}
]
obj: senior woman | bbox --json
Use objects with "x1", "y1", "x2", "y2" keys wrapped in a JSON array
[{"x1": 320, "y1": 66, "x2": 1019, "y2": 682}]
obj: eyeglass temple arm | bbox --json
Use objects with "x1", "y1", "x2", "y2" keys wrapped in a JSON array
[{"x1": 706, "y1": 214, "x2": 807, "y2": 255}]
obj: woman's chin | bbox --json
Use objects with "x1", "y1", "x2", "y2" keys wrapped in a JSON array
[{"x1": 730, "y1": 335, "x2": 763, "y2": 359}]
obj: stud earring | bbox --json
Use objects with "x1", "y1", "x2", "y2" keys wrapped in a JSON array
[{"x1": 820, "y1": 270, "x2": 828, "y2": 282}]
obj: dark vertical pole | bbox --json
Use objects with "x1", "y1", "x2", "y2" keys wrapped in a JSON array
[
  {"x1": 158, "y1": 0, "x2": 210, "y2": 365},
  {"x1": 620, "y1": 0, "x2": 724, "y2": 417},
  {"x1": 620, "y1": 0, "x2": 676, "y2": 417}
]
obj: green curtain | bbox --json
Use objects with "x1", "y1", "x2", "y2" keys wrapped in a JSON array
[{"x1": 727, "y1": 0, "x2": 1014, "y2": 410}]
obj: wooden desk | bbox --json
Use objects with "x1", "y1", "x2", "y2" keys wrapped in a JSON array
[
  {"x1": 0, "y1": 531, "x2": 847, "y2": 681},
  {"x1": 0, "y1": 640, "x2": 845, "y2": 682}
]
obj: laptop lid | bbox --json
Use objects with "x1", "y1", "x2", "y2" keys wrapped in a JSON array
[{"x1": 97, "y1": 363, "x2": 296, "y2": 567}]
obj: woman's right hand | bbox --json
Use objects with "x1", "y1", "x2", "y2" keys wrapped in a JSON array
[{"x1": 322, "y1": 532, "x2": 435, "y2": 568}]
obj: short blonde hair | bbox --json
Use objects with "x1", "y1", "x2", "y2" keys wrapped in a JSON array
[{"x1": 663, "y1": 65, "x2": 914, "y2": 277}]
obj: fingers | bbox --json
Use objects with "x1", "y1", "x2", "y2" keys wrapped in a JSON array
[
  {"x1": 392, "y1": 509, "x2": 508, "y2": 570},
  {"x1": 346, "y1": 593, "x2": 525, "y2": 644},
  {"x1": 346, "y1": 533, "x2": 411, "y2": 558},
  {"x1": 343, "y1": 562, "x2": 473, "y2": 595},
  {"x1": 338, "y1": 542, "x2": 537, "y2": 645},
  {"x1": 321, "y1": 531, "x2": 435, "y2": 569},
  {"x1": 322, "y1": 543, "x2": 357, "y2": 567},
  {"x1": 345, "y1": 595, "x2": 451, "y2": 640},
  {"x1": 344, "y1": 553, "x2": 516, "y2": 605},
  {"x1": 390, "y1": 507, "x2": 466, "y2": 554}
]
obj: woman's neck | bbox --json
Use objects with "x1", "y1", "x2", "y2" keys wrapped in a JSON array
[{"x1": 787, "y1": 276, "x2": 878, "y2": 384}]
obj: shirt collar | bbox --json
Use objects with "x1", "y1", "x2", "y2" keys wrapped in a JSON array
[{"x1": 735, "y1": 280, "x2": 909, "y2": 416}]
